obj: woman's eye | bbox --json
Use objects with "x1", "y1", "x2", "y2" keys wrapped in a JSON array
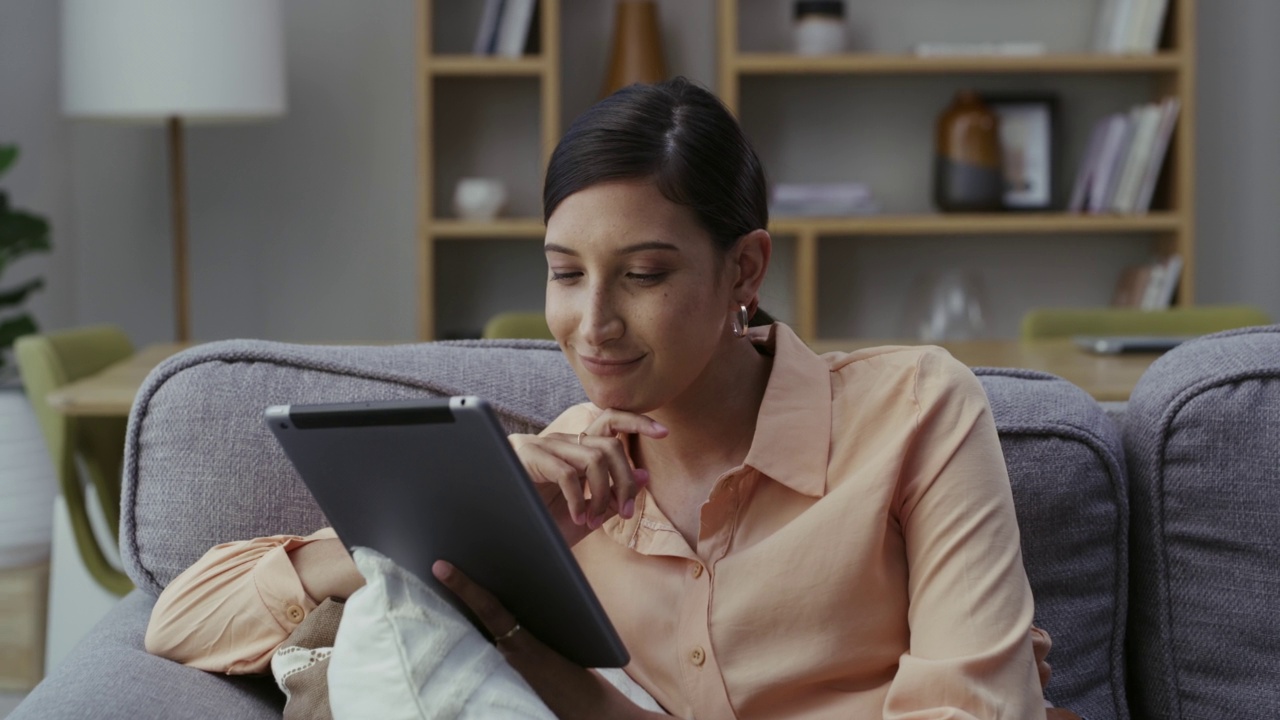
[
  {"x1": 549, "y1": 270, "x2": 582, "y2": 282},
  {"x1": 627, "y1": 272, "x2": 667, "y2": 285}
]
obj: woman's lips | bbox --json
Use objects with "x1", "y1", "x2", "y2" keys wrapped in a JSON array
[{"x1": 579, "y1": 354, "x2": 644, "y2": 376}]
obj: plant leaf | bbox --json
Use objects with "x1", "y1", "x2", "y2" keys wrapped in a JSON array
[
  {"x1": 0, "y1": 145, "x2": 16, "y2": 176},
  {"x1": 0, "y1": 313, "x2": 38, "y2": 351},
  {"x1": 0, "y1": 278, "x2": 43, "y2": 309},
  {"x1": 0, "y1": 211, "x2": 51, "y2": 270}
]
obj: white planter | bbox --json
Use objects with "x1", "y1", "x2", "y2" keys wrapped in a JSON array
[{"x1": 0, "y1": 384, "x2": 56, "y2": 569}]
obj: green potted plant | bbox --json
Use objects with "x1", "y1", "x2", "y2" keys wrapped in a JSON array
[{"x1": 0, "y1": 144, "x2": 51, "y2": 382}]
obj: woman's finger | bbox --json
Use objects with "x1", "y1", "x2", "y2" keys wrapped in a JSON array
[
  {"x1": 432, "y1": 560, "x2": 526, "y2": 648},
  {"x1": 517, "y1": 443, "x2": 588, "y2": 525},
  {"x1": 584, "y1": 409, "x2": 668, "y2": 441}
]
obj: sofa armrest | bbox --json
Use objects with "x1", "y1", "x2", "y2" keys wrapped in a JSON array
[
  {"x1": 11, "y1": 591, "x2": 282, "y2": 720},
  {"x1": 1123, "y1": 325, "x2": 1280, "y2": 719}
]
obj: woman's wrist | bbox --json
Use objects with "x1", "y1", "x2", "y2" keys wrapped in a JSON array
[{"x1": 288, "y1": 538, "x2": 364, "y2": 601}]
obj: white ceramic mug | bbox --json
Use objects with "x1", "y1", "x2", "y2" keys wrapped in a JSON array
[{"x1": 453, "y1": 178, "x2": 508, "y2": 221}]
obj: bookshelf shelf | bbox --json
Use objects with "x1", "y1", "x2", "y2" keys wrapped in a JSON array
[
  {"x1": 426, "y1": 55, "x2": 548, "y2": 77},
  {"x1": 428, "y1": 218, "x2": 546, "y2": 239},
  {"x1": 733, "y1": 52, "x2": 1185, "y2": 76},
  {"x1": 769, "y1": 212, "x2": 1183, "y2": 237}
]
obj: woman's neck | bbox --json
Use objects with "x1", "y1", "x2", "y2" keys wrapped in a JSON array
[{"x1": 636, "y1": 334, "x2": 773, "y2": 489}]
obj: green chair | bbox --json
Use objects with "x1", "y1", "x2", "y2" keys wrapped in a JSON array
[
  {"x1": 1021, "y1": 305, "x2": 1273, "y2": 341},
  {"x1": 481, "y1": 311, "x2": 554, "y2": 340},
  {"x1": 14, "y1": 325, "x2": 135, "y2": 596}
]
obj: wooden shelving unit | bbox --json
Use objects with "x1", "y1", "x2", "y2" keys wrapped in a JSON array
[
  {"x1": 717, "y1": 0, "x2": 1197, "y2": 343},
  {"x1": 417, "y1": 0, "x2": 560, "y2": 340}
]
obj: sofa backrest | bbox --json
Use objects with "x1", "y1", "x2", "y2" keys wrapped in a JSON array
[
  {"x1": 121, "y1": 339, "x2": 586, "y2": 595},
  {"x1": 1122, "y1": 325, "x2": 1280, "y2": 720},
  {"x1": 121, "y1": 340, "x2": 1130, "y2": 718},
  {"x1": 978, "y1": 369, "x2": 1130, "y2": 720}
]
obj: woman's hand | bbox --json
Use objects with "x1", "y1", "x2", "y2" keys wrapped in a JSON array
[
  {"x1": 433, "y1": 560, "x2": 666, "y2": 720},
  {"x1": 510, "y1": 410, "x2": 668, "y2": 547}
]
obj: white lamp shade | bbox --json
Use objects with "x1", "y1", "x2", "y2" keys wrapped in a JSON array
[{"x1": 61, "y1": 0, "x2": 286, "y2": 122}]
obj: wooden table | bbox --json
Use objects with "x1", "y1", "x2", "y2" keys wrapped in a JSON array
[
  {"x1": 810, "y1": 338, "x2": 1162, "y2": 402},
  {"x1": 45, "y1": 338, "x2": 1162, "y2": 418},
  {"x1": 45, "y1": 343, "x2": 190, "y2": 417}
]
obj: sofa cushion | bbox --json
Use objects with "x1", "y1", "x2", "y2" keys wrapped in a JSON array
[
  {"x1": 9, "y1": 591, "x2": 283, "y2": 720},
  {"x1": 121, "y1": 339, "x2": 585, "y2": 596},
  {"x1": 1122, "y1": 325, "x2": 1280, "y2": 720},
  {"x1": 977, "y1": 368, "x2": 1130, "y2": 720}
]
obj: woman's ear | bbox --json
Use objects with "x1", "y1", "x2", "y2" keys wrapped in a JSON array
[{"x1": 731, "y1": 229, "x2": 772, "y2": 304}]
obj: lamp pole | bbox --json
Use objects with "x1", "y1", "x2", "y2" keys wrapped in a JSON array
[{"x1": 166, "y1": 116, "x2": 190, "y2": 342}]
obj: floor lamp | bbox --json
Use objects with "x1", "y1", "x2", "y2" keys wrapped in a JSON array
[{"x1": 61, "y1": 0, "x2": 286, "y2": 342}]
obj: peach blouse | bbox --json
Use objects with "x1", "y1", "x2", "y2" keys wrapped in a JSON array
[{"x1": 147, "y1": 323, "x2": 1046, "y2": 718}]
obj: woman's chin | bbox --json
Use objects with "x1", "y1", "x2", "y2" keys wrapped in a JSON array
[{"x1": 581, "y1": 385, "x2": 660, "y2": 415}]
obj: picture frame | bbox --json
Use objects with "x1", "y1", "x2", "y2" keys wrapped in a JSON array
[{"x1": 981, "y1": 93, "x2": 1059, "y2": 210}]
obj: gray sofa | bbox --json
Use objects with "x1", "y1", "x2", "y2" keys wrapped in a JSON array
[{"x1": 12, "y1": 327, "x2": 1280, "y2": 720}]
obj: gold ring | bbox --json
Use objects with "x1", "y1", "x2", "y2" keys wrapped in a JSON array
[
  {"x1": 494, "y1": 623, "x2": 522, "y2": 643},
  {"x1": 576, "y1": 431, "x2": 587, "y2": 445}
]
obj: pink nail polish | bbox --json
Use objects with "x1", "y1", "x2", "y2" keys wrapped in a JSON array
[{"x1": 622, "y1": 498, "x2": 636, "y2": 518}]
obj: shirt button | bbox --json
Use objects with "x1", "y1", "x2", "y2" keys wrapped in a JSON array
[
  {"x1": 691, "y1": 562, "x2": 704, "y2": 579},
  {"x1": 690, "y1": 646, "x2": 706, "y2": 666},
  {"x1": 285, "y1": 604, "x2": 306, "y2": 623}
]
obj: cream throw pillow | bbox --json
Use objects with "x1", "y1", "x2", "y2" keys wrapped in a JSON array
[{"x1": 329, "y1": 547, "x2": 663, "y2": 719}]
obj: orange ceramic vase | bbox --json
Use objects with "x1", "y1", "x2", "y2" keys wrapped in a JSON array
[{"x1": 933, "y1": 90, "x2": 1004, "y2": 212}]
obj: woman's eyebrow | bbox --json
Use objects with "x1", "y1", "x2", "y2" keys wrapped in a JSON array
[{"x1": 543, "y1": 241, "x2": 680, "y2": 255}]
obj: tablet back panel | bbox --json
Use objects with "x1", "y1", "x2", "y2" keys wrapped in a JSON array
[{"x1": 265, "y1": 396, "x2": 629, "y2": 668}]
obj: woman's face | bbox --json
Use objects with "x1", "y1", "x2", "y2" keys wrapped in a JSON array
[{"x1": 543, "y1": 180, "x2": 739, "y2": 413}]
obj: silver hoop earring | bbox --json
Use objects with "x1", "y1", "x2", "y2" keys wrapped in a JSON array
[{"x1": 730, "y1": 303, "x2": 749, "y2": 338}]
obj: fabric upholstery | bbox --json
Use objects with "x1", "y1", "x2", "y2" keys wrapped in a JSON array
[
  {"x1": 8, "y1": 591, "x2": 282, "y2": 720},
  {"x1": 977, "y1": 369, "x2": 1129, "y2": 720},
  {"x1": 121, "y1": 339, "x2": 584, "y2": 596},
  {"x1": 1122, "y1": 325, "x2": 1280, "y2": 720}
]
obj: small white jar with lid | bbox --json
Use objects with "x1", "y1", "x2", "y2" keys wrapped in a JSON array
[{"x1": 793, "y1": 0, "x2": 846, "y2": 56}]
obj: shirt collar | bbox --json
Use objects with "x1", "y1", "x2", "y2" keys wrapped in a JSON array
[{"x1": 740, "y1": 323, "x2": 832, "y2": 498}]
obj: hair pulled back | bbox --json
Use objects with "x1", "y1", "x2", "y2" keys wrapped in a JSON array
[{"x1": 543, "y1": 77, "x2": 768, "y2": 254}]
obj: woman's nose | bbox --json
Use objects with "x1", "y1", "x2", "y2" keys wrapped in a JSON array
[{"x1": 580, "y1": 285, "x2": 624, "y2": 345}]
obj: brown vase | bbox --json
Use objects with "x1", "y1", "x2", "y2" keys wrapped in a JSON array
[
  {"x1": 601, "y1": 1, "x2": 668, "y2": 98},
  {"x1": 933, "y1": 90, "x2": 1004, "y2": 212}
]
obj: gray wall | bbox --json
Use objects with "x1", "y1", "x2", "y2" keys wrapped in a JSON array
[{"x1": 1, "y1": 0, "x2": 1277, "y2": 344}]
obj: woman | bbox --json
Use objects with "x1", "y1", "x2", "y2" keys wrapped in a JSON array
[{"x1": 148, "y1": 77, "x2": 1065, "y2": 719}]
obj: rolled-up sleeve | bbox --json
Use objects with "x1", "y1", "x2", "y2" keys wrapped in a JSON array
[
  {"x1": 885, "y1": 349, "x2": 1044, "y2": 718},
  {"x1": 145, "y1": 527, "x2": 339, "y2": 675}
]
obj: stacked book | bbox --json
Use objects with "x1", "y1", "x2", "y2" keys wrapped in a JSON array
[
  {"x1": 769, "y1": 183, "x2": 880, "y2": 217},
  {"x1": 473, "y1": 0, "x2": 539, "y2": 58},
  {"x1": 1067, "y1": 97, "x2": 1180, "y2": 215},
  {"x1": 1093, "y1": 0, "x2": 1171, "y2": 54},
  {"x1": 1112, "y1": 254, "x2": 1183, "y2": 309}
]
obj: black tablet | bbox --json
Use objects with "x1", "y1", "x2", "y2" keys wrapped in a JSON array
[{"x1": 264, "y1": 396, "x2": 629, "y2": 668}]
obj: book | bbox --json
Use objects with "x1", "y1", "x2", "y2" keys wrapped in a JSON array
[
  {"x1": 1088, "y1": 113, "x2": 1130, "y2": 214},
  {"x1": 1068, "y1": 117, "x2": 1111, "y2": 212},
  {"x1": 472, "y1": 0, "x2": 506, "y2": 55},
  {"x1": 1107, "y1": 0, "x2": 1139, "y2": 53},
  {"x1": 913, "y1": 42, "x2": 1045, "y2": 57},
  {"x1": 1136, "y1": 0, "x2": 1171, "y2": 52},
  {"x1": 1134, "y1": 97, "x2": 1181, "y2": 212},
  {"x1": 770, "y1": 183, "x2": 879, "y2": 216},
  {"x1": 1112, "y1": 262, "x2": 1153, "y2": 307},
  {"x1": 1092, "y1": 0, "x2": 1122, "y2": 52},
  {"x1": 494, "y1": 0, "x2": 537, "y2": 58},
  {"x1": 1111, "y1": 103, "x2": 1162, "y2": 213},
  {"x1": 1123, "y1": 0, "x2": 1153, "y2": 53},
  {"x1": 1150, "y1": 254, "x2": 1183, "y2": 309}
]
